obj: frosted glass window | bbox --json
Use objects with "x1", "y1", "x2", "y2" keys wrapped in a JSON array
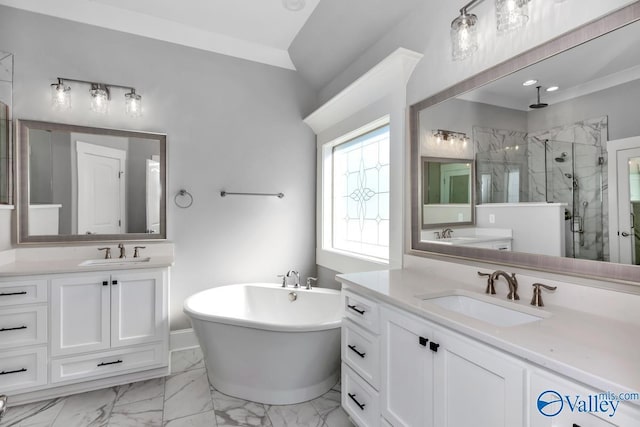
[{"x1": 332, "y1": 125, "x2": 390, "y2": 260}]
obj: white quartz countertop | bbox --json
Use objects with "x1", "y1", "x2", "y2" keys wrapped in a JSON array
[
  {"x1": 0, "y1": 243, "x2": 174, "y2": 276},
  {"x1": 336, "y1": 269, "x2": 640, "y2": 403},
  {"x1": 0, "y1": 256, "x2": 174, "y2": 276}
]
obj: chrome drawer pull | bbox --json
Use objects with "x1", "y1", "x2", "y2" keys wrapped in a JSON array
[
  {"x1": 347, "y1": 304, "x2": 365, "y2": 315},
  {"x1": 0, "y1": 291, "x2": 27, "y2": 297},
  {"x1": 348, "y1": 344, "x2": 366, "y2": 358},
  {"x1": 0, "y1": 326, "x2": 27, "y2": 332},
  {"x1": 97, "y1": 359, "x2": 123, "y2": 367},
  {"x1": 348, "y1": 392, "x2": 366, "y2": 410},
  {"x1": 0, "y1": 368, "x2": 27, "y2": 375}
]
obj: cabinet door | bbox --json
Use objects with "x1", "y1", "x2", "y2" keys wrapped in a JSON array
[
  {"x1": 51, "y1": 274, "x2": 111, "y2": 356},
  {"x1": 530, "y1": 369, "x2": 640, "y2": 427},
  {"x1": 110, "y1": 270, "x2": 166, "y2": 348},
  {"x1": 380, "y1": 306, "x2": 434, "y2": 427},
  {"x1": 433, "y1": 329, "x2": 525, "y2": 427}
]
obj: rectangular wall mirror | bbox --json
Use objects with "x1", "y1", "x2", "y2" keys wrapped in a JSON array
[
  {"x1": 422, "y1": 157, "x2": 474, "y2": 228},
  {"x1": 17, "y1": 120, "x2": 167, "y2": 244},
  {"x1": 0, "y1": 50, "x2": 13, "y2": 205},
  {"x1": 410, "y1": 4, "x2": 640, "y2": 283}
]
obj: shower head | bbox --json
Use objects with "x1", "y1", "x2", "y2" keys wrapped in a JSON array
[
  {"x1": 529, "y1": 86, "x2": 549, "y2": 109},
  {"x1": 555, "y1": 152, "x2": 568, "y2": 163}
]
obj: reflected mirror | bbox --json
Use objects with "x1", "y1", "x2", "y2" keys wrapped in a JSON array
[
  {"x1": 17, "y1": 120, "x2": 166, "y2": 244},
  {"x1": 422, "y1": 157, "x2": 474, "y2": 228},
  {"x1": 411, "y1": 5, "x2": 640, "y2": 282},
  {"x1": 0, "y1": 50, "x2": 12, "y2": 204}
]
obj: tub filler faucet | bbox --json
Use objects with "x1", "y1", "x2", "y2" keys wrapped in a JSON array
[{"x1": 286, "y1": 270, "x2": 300, "y2": 288}]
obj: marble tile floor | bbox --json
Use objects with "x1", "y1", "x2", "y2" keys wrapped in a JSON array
[{"x1": 0, "y1": 348, "x2": 353, "y2": 427}]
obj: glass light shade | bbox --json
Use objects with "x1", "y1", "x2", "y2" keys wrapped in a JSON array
[
  {"x1": 90, "y1": 85, "x2": 109, "y2": 114},
  {"x1": 496, "y1": 0, "x2": 529, "y2": 34},
  {"x1": 125, "y1": 91, "x2": 142, "y2": 118},
  {"x1": 51, "y1": 82, "x2": 71, "y2": 111},
  {"x1": 451, "y1": 12, "x2": 478, "y2": 61}
]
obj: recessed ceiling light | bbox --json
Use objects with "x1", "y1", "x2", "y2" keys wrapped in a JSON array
[
  {"x1": 546, "y1": 86, "x2": 560, "y2": 92},
  {"x1": 522, "y1": 79, "x2": 538, "y2": 86},
  {"x1": 283, "y1": 0, "x2": 306, "y2": 11}
]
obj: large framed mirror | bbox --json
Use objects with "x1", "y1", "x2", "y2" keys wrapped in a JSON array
[
  {"x1": 16, "y1": 120, "x2": 167, "y2": 244},
  {"x1": 410, "y1": 3, "x2": 640, "y2": 283},
  {"x1": 0, "y1": 50, "x2": 13, "y2": 204}
]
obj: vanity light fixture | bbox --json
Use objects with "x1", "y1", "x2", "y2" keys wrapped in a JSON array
[
  {"x1": 451, "y1": 0, "x2": 483, "y2": 61},
  {"x1": 495, "y1": 0, "x2": 530, "y2": 34},
  {"x1": 50, "y1": 78, "x2": 71, "y2": 111},
  {"x1": 50, "y1": 77, "x2": 142, "y2": 117},
  {"x1": 433, "y1": 129, "x2": 470, "y2": 146},
  {"x1": 124, "y1": 89, "x2": 142, "y2": 118},
  {"x1": 90, "y1": 84, "x2": 109, "y2": 114}
]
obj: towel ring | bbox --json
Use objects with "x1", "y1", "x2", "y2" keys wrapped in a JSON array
[{"x1": 174, "y1": 189, "x2": 193, "y2": 209}]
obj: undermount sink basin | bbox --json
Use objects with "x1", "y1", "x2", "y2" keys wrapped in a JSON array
[
  {"x1": 79, "y1": 257, "x2": 151, "y2": 267},
  {"x1": 419, "y1": 292, "x2": 546, "y2": 327}
]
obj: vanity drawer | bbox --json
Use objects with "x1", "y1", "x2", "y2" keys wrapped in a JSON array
[
  {"x1": 343, "y1": 290, "x2": 379, "y2": 333},
  {"x1": 342, "y1": 363, "x2": 380, "y2": 427},
  {"x1": 342, "y1": 319, "x2": 380, "y2": 389},
  {"x1": 0, "y1": 279, "x2": 48, "y2": 306},
  {"x1": 0, "y1": 346, "x2": 47, "y2": 392},
  {"x1": 0, "y1": 305, "x2": 47, "y2": 348},
  {"x1": 51, "y1": 343, "x2": 166, "y2": 383}
]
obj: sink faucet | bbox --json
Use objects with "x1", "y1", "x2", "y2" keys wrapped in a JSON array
[
  {"x1": 118, "y1": 243, "x2": 126, "y2": 259},
  {"x1": 490, "y1": 270, "x2": 519, "y2": 300},
  {"x1": 441, "y1": 228, "x2": 453, "y2": 238},
  {"x1": 286, "y1": 270, "x2": 300, "y2": 288}
]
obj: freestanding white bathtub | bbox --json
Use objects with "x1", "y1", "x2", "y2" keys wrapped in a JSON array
[{"x1": 183, "y1": 283, "x2": 342, "y2": 405}]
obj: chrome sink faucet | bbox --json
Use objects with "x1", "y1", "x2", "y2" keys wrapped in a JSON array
[
  {"x1": 286, "y1": 270, "x2": 300, "y2": 288},
  {"x1": 490, "y1": 270, "x2": 519, "y2": 300},
  {"x1": 441, "y1": 227, "x2": 454, "y2": 238}
]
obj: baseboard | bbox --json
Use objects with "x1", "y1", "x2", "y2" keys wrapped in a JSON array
[{"x1": 169, "y1": 328, "x2": 199, "y2": 351}]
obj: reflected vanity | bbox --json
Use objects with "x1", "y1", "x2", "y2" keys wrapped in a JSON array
[
  {"x1": 16, "y1": 120, "x2": 167, "y2": 244},
  {"x1": 410, "y1": 4, "x2": 640, "y2": 282}
]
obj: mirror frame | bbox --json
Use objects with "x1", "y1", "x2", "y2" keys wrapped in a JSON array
[
  {"x1": 421, "y1": 157, "x2": 475, "y2": 229},
  {"x1": 16, "y1": 119, "x2": 167, "y2": 244},
  {"x1": 410, "y1": 3, "x2": 640, "y2": 284}
]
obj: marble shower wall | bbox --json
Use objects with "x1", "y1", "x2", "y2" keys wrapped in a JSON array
[
  {"x1": 474, "y1": 117, "x2": 608, "y2": 262},
  {"x1": 474, "y1": 127, "x2": 529, "y2": 204}
]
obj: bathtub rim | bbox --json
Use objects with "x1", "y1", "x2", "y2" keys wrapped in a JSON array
[{"x1": 183, "y1": 282, "x2": 342, "y2": 333}]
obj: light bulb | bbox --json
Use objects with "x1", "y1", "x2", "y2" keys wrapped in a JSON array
[
  {"x1": 125, "y1": 90, "x2": 142, "y2": 118},
  {"x1": 451, "y1": 12, "x2": 478, "y2": 61},
  {"x1": 90, "y1": 84, "x2": 109, "y2": 114},
  {"x1": 51, "y1": 80, "x2": 71, "y2": 111}
]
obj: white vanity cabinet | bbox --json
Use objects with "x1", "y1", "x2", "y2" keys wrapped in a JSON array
[
  {"x1": 0, "y1": 266, "x2": 169, "y2": 401},
  {"x1": 0, "y1": 278, "x2": 48, "y2": 393},
  {"x1": 530, "y1": 369, "x2": 640, "y2": 427},
  {"x1": 379, "y1": 305, "x2": 525, "y2": 427},
  {"x1": 50, "y1": 269, "x2": 167, "y2": 383}
]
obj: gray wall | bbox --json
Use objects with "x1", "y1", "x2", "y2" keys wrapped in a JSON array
[
  {"x1": 0, "y1": 5, "x2": 318, "y2": 330},
  {"x1": 527, "y1": 79, "x2": 640, "y2": 140}
]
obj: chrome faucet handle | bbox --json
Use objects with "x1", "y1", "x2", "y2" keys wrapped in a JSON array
[
  {"x1": 477, "y1": 271, "x2": 495, "y2": 295},
  {"x1": 434, "y1": 231, "x2": 441, "y2": 240},
  {"x1": 305, "y1": 277, "x2": 317, "y2": 290},
  {"x1": 98, "y1": 247, "x2": 112, "y2": 259},
  {"x1": 277, "y1": 275, "x2": 286, "y2": 287},
  {"x1": 118, "y1": 243, "x2": 126, "y2": 259},
  {"x1": 133, "y1": 246, "x2": 146, "y2": 258},
  {"x1": 530, "y1": 283, "x2": 557, "y2": 307}
]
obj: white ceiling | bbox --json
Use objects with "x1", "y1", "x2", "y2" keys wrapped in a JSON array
[
  {"x1": 0, "y1": 0, "x2": 321, "y2": 69},
  {"x1": 457, "y1": 20, "x2": 640, "y2": 111}
]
